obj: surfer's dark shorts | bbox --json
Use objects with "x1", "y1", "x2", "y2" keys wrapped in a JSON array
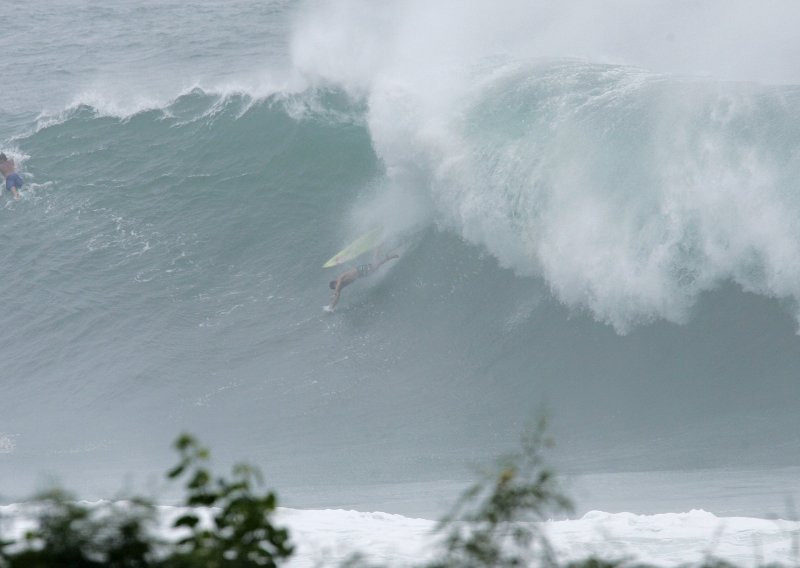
[
  {"x1": 5, "y1": 173, "x2": 23, "y2": 191},
  {"x1": 357, "y1": 264, "x2": 373, "y2": 277}
]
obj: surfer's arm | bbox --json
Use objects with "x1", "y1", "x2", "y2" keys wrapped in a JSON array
[
  {"x1": 329, "y1": 277, "x2": 344, "y2": 309},
  {"x1": 373, "y1": 254, "x2": 399, "y2": 271}
]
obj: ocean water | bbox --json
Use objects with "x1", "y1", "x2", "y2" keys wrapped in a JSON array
[{"x1": 3, "y1": 0, "x2": 800, "y2": 562}]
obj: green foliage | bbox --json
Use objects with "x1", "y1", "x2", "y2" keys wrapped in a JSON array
[
  {"x1": 163, "y1": 434, "x2": 293, "y2": 567},
  {"x1": 0, "y1": 434, "x2": 292, "y2": 568},
  {"x1": 429, "y1": 416, "x2": 573, "y2": 568}
]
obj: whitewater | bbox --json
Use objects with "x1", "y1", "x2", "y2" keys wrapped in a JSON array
[{"x1": 3, "y1": 0, "x2": 800, "y2": 564}]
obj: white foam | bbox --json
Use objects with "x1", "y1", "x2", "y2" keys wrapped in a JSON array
[
  {"x1": 270, "y1": 508, "x2": 800, "y2": 567},
  {"x1": 2, "y1": 504, "x2": 798, "y2": 567}
]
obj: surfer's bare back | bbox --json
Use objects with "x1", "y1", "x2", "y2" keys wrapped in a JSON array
[{"x1": 327, "y1": 254, "x2": 399, "y2": 311}]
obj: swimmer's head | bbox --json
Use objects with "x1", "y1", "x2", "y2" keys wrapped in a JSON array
[{"x1": 329, "y1": 280, "x2": 337, "y2": 290}]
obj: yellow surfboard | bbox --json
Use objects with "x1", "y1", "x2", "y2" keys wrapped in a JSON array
[{"x1": 323, "y1": 227, "x2": 383, "y2": 268}]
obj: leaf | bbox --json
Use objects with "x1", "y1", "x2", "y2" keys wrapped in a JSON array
[
  {"x1": 174, "y1": 515, "x2": 200, "y2": 529},
  {"x1": 187, "y1": 494, "x2": 217, "y2": 507},
  {"x1": 167, "y1": 463, "x2": 186, "y2": 479}
]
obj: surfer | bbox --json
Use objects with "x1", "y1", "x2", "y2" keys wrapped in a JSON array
[
  {"x1": 0, "y1": 154, "x2": 22, "y2": 200},
  {"x1": 327, "y1": 253, "x2": 399, "y2": 311}
]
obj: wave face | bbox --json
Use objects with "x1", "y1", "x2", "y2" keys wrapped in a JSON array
[{"x1": 2, "y1": 0, "x2": 800, "y2": 512}]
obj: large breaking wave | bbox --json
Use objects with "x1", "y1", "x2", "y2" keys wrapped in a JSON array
[{"x1": 290, "y1": 0, "x2": 800, "y2": 332}]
